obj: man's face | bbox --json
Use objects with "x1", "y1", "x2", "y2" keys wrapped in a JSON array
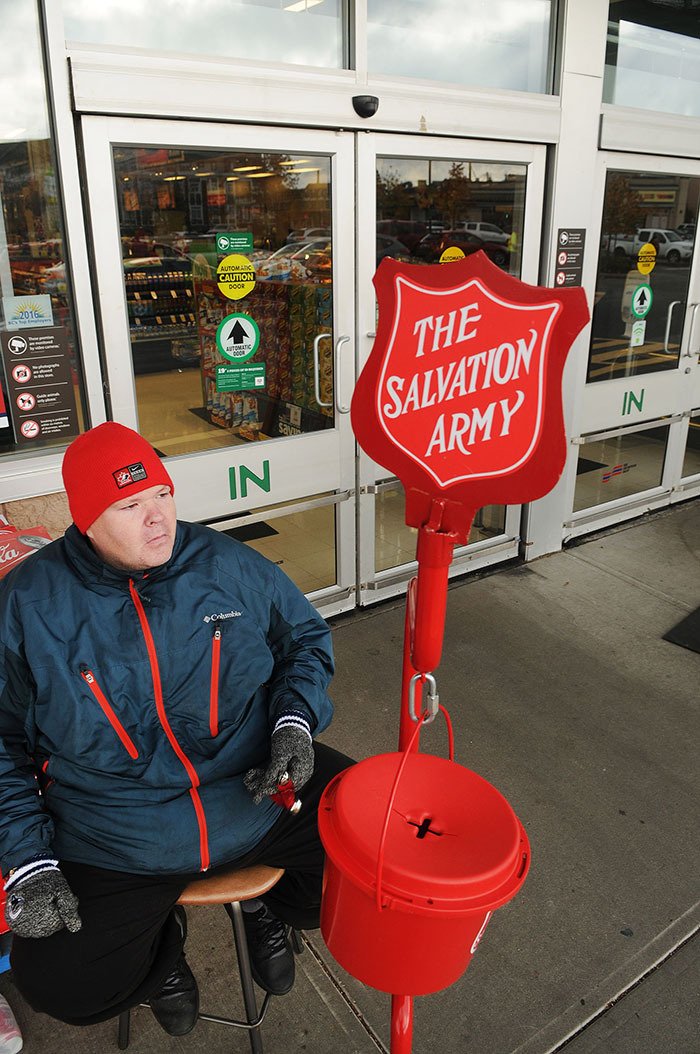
[{"x1": 86, "y1": 484, "x2": 177, "y2": 572}]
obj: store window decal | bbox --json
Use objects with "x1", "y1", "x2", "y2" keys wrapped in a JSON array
[
  {"x1": 0, "y1": 0, "x2": 86, "y2": 457},
  {"x1": 113, "y1": 146, "x2": 335, "y2": 455}
]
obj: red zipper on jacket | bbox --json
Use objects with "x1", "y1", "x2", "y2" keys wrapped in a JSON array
[
  {"x1": 209, "y1": 628, "x2": 221, "y2": 737},
  {"x1": 128, "y1": 580, "x2": 210, "y2": 871},
  {"x1": 80, "y1": 668, "x2": 139, "y2": 760}
]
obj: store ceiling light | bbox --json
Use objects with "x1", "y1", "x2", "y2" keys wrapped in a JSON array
[
  {"x1": 279, "y1": 158, "x2": 311, "y2": 165},
  {"x1": 233, "y1": 165, "x2": 261, "y2": 172},
  {"x1": 164, "y1": 175, "x2": 186, "y2": 181},
  {"x1": 285, "y1": 167, "x2": 321, "y2": 174},
  {"x1": 247, "y1": 172, "x2": 275, "y2": 178},
  {"x1": 284, "y1": 0, "x2": 324, "y2": 10}
]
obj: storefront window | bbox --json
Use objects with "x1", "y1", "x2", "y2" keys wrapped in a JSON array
[
  {"x1": 589, "y1": 169, "x2": 698, "y2": 383},
  {"x1": 376, "y1": 156, "x2": 526, "y2": 277},
  {"x1": 374, "y1": 478, "x2": 505, "y2": 571},
  {"x1": 573, "y1": 425, "x2": 669, "y2": 512},
  {"x1": 604, "y1": 1, "x2": 700, "y2": 118},
  {"x1": 682, "y1": 411, "x2": 700, "y2": 479},
  {"x1": 63, "y1": 0, "x2": 345, "y2": 71},
  {"x1": 0, "y1": 1, "x2": 85, "y2": 456},
  {"x1": 368, "y1": 0, "x2": 554, "y2": 93},
  {"x1": 110, "y1": 145, "x2": 333, "y2": 456},
  {"x1": 227, "y1": 495, "x2": 337, "y2": 593}
]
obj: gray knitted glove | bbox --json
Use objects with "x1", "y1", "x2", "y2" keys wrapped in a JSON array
[
  {"x1": 4, "y1": 860, "x2": 82, "y2": 939},
  {"x1": 244, "y1": 713, "x2": 314, "y2": 805}
]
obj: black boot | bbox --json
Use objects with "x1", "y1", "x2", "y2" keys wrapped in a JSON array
[
  {"x1": 148, "y1": 908, "x2": 199, "y2": 1035},
  {"x1": 239, "y1": 900, "x2": 295, "y2": 995}
]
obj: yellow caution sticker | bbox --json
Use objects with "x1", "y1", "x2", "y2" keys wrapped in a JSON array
[
  {"x1": 636, "y1": 243, "x2": 657, "y2": 275},
  {"x1": 439, "y1": 245, "x2": 465, "y2": 264},
  {"x1": 216, "y1": 253, "x2": 256, "y2": 300}
]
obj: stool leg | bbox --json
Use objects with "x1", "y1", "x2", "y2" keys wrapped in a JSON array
[
  {"x1": 290, "y1": 929, "x2": 303, "y2": 955},
  {"x1": 117, "y1": 1009, "x2": 130, "y2": 1050},
  {"x1": 226, "y1": 902, "x2": 264, "y2": 1054}
]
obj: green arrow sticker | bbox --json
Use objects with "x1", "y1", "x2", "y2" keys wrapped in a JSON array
[
  {"x1": 215, "y1": 313, "x2": 260, "y2": 363},
  {"x1": 631, "y1": 284, "x2": 653, "y2": 319}
]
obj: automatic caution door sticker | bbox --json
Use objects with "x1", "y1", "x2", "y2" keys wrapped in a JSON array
[
  {"x1": 439, "y1": 246, "x2": 465, "y2": 264},
  {"x1": 216, "y1": 253, "x2": 256, "y2": 300},
  {"x1": 216, "y1": 313, "x2": 261, "y2": 362},
  {"x1": 636, "y1": 243, "x2": 656, "y2": 275}
]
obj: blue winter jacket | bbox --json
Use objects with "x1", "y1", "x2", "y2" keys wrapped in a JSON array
[{"x1": 0, "y1": 521, "x2": 334, "y2": 876}]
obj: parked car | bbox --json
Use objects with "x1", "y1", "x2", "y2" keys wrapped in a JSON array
[
  {"x1": 376, "y1": 234, "x2": 411, "y2": 263},
  {"x1": 413, "y1": 230, "x2": 509, "y2": 268},
  {"x1": 256, "y1": 238, "x2": 331, "y2": 281},
  {"x1": 636, "y1": 228, "x2": 693, "y2": 264},
  {"x1": 675, "y1": 223, "x2": 696, "y2": 241},
  {"x1": 603, "y1": 228, "x2": 693, "y2": 265},
  {"x1": 458, "y1": 221, "x2": 509, "y2": 244},
  {"x1": 287, "y1": 227, "x2": 331, "y2": 242},
  {"x1": 376, "y1": 219, "x2": 428, "y2": 253}
]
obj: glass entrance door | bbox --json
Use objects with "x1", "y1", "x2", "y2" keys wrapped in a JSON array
[
  {"x1": 568, "y1": 154, "x2": 700, "y2": 536},
  {"x1": 81, "y1": 117, "x2": 356, "y2": 614},
  {"x1": 355, "y1": 134, "x2": 547, "y2": 604}
]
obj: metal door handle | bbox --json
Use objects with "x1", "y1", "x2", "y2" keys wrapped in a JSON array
[
  {"x1": 682, "y1": 303, "x2": 700, "y2": 358},
  {"x1": 313, "y1": 332, "x2": 332, "y2": 407},
  {"x1": 664, "y1": 300, "x2": 681, "y2": 353},
  {"x1": 335, "y1": 335, "x2": 351, "y2": 413}
]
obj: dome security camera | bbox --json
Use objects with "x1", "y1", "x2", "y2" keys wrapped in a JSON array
[{"x1": 352, "y1": 95, "x2": 379, "y2": 119}]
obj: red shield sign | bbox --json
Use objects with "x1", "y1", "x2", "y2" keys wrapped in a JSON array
[{"x1": 352, "y1": 253, "x2": 590, "y2": 540}]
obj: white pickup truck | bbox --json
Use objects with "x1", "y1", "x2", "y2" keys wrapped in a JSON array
[{"x1": 604, "y1": 228, "x2": 693, "y2": 264}]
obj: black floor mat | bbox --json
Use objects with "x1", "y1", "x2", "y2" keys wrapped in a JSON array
[
  {"x1": 663, "y1": 606, "x2": 700, "y2": 655},
  {"x1": 222, "y1": 522, "x2": 278, "y2": 543}
]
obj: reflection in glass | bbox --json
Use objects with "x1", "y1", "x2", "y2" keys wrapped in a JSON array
[
  {"x1": 64, "y1": 0, "x2": 344, "y2": 70},
  {"x1": 589, "y1": 170, "x2": 699, "y2": 383},
  {"x1": 368, "y1": 0, "x2": 553, "y2": 93},
  {"x1": 112, "y1": 146, "x2": 334, "y2": 456},
  {"x1": 375, "y1": 479, "x2": 505, "y2": 571},
  {"x1": 376, "y1": 157, "x2": 526, "y2": 278},
  {"x1": 604, "y1": 4, "x2": 700, "y2": 118},
  {"x1": 220, "y1": 495, "x2": 336, "y2": 594},
  {"x1": 573, "y1": 426, "x2": 669, "y2": 512},
  {"x1": 682, "y1": 413, "x2": 700, "y2": 479},
  {"x1": 0, "y1": 1, "x2": 85, "y2": 455}
]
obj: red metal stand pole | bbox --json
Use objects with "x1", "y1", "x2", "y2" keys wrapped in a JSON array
[
  {"x1": 398, "y1": 577, "x2": 420, "y2": 752},
  {"x1": 393, "y1": 502, "x2": 476, "y2": 1050},
  {"x1": 391, "y1": 994, "x2": 414, "y2": 1053}
]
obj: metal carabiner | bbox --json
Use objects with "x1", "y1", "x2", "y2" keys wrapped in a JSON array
[{"x1": 408, "y1": 672, "x2": 439, "y2": 724}]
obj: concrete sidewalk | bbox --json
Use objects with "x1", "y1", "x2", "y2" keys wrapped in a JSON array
[{"x1": 2, "y1": 500, "x2": 698, "y2": 1053}]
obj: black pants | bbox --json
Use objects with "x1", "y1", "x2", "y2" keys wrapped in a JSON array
[{"x1": 10, "y1": 743, "x2": 353, "y2": 1026}]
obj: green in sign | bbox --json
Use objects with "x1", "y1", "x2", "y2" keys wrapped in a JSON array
[
  {"x1": 216, "y1": 232, "x2": 254, "y2": 254},
  {"x1": 216, "y1": 362, "x2": 266, "y2": 392}
]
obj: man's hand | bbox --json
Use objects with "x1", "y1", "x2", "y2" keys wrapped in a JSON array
[
  {"x1": 4, "y1": 862, "x2": 82, "y2": 939},
  {"x1": 244, "y1": 715, "x2": 314, "y2": 806}
]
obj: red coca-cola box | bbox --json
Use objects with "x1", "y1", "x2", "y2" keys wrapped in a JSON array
[{"x1": 0, "y1": 525, "x2": 53, "y2": 580}]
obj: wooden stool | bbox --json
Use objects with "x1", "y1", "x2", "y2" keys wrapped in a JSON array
[{"x1": 117, "y1": 863, "x2": 286, "y2": 1054}]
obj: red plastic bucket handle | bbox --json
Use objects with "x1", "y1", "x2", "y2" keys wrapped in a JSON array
[{"x1": 375, "y1": 703, "x2": 454, "y2": 911}]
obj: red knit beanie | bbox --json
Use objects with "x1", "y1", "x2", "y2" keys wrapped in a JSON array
[{"x1": 62, "y1": 423, "x2": 174, "y2": 533}]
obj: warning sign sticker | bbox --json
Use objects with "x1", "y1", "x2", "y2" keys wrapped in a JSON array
[
  {"x1": 636, "y1": 243, "x2": 657, "y2": 275},
  {"x1": 216, "y1": 253, "x2": 256, "y2": 301},
  {"x1": 439, "y1": 246, "x2": 465, "y2": 264}
]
